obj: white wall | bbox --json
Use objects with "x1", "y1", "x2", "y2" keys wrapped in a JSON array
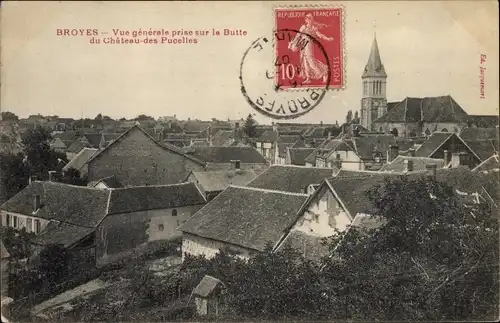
[
  {"x1": 0, "y1": 210, "x2": 51, "y2": 234},
  {"x1": 292, "y1": 186, "x2": 351, "y2": 237},
  {"x1": 182, "y1": 233, "x2": 253, "y2": 261}
]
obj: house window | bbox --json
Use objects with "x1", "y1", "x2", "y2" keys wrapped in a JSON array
[
  {"x1": 172, "y1": 209, "x2": 178, "y2": 217},
  {"x1": 336, "y1": 153, "x2": 341, "y2": 160},
  {"x1": 6, "y1": 214, "x2": 11, "y2": 227},
  {"x1": 27, "y1": 218, "x2": 33, "y2": 232},
  {"x1": 13, "y1": 216, "x2": 18, "y2": 228},
  {"x1": 34, "y1": 219, "x2": 41, "y2": 234},
  {"x1": 158, "y1": 224, "x2": 164, "y2": 232}
]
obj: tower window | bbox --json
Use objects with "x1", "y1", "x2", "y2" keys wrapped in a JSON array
[{"x1": 172, "y1": 209, "x2": 178, "y2": 217}]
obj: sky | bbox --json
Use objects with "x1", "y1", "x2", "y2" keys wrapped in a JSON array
[{"x1": 1, "y1": 1, "x2": 498, "y2": 125}]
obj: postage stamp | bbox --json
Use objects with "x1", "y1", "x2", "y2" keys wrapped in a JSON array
[
  {"x1": 239, "y1": 32, "x2": 329, "y2": 119},
  {"x1": 274, "y1": 6, "x2": 345, "y2": 91}
]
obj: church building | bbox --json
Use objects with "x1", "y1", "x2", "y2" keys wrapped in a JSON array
[{"x1": 360, "y1": 35, "x2": 479, "y2": 137}]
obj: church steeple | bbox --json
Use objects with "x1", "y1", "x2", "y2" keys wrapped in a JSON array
[
  {"x1": 360, "y1": 34, "x2": 388, "y2": 131},
  {"x1": 362, "y1": 34, "x2": 387, "y2": 78}
]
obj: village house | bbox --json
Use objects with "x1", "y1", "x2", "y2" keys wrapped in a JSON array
[
  {"x1": 0, "y1": 180, "x2": 206, "y2": 267},
  {"x1": 472, "y1": 154, "x2": 499, "y2": 174},
  {"x1": 95, "y1": 182, "x2": 206, "y2": 265},
  {"x1": 187, "y1": 146, "x2": 268, "y2": 172},
  {"x1": 254, "y1": 125, "x2": 304, "y2": 164},
  {"x1": 273, "y1": 165, "x2": 499, "y2": 262},
  {"x1": 414, "y1": 132, "x2": 484, "y2": 169},
  {"x1": 62, "y1": 147, "x2": 98, "y2": 178},
  {"x1": 86, "y1": 125, "x2": 206, "y2": 186},
  {"x1": 285, "y1": 147, "x2": 316, "y2": 166},
  {"x1": 379, "y1": 155, "x2": 445, "y2": 173},
  {"x1": 49, "y1": 137, "x2": 67, "y2": 153},
  {"x1": 65, "y1": 139, "x2": 93, "y2": 160},
  {"x1": 179, "y1": 186, "x2": 309, "y2": 261},
  {"x1": 246, "y1": 165, "x2": 336, "y2": 194},
  {"x1": 185, "y1": 169, "x2": 258, "y2": 201},
  {"x1": 88, "y1": 175, "x2": 124, "y2": 189}
]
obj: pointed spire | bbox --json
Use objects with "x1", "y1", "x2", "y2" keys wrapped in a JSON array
[{"x1": 362, "y1": 34, "x2": 387, "y2": 78}]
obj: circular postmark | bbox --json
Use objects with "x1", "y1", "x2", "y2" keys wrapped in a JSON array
[{"x1": 240, "y1": 28, "x2": 331, "y2": 120}]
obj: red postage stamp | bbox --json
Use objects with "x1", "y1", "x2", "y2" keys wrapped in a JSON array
[{"x1": 274, "y1": 6, "x2": 344, "y2": 91}]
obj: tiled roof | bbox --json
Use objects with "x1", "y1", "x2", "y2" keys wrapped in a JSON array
[
  {"x1": 350, "y1": 135, "x2": 396, "y2": 160},
  {"x1": 83, "y1": 133, "x2": 103, "y2": 148},
  {"x1": 50, "y1": 137, "x2": 67, "y2": 149},
  {"x1": 66, "y1": 139, "x2": 93, "y2": 154},
  {"x1": 107, "y1": 182, "x2": 205, "y2": 215},
  {"x1": 257, "y1": 130, "x2": 278, "y2": 143},
  {"x1": 380, "y1": 156, "x2": 445, "y2": 172},
  {"x1": 31, "y1": 222, "x2": 94, "y2": 247},
  {"x1": 63, "y1": 148, "x2": 98, "y2": 173},
  {"x1": 414, "y1": 132, "x2": 454, "y2": 157},
  {"x1": 460, "y1": 127, "x2": 499, "y2": 141},
  {"x1": 472, "y1": 154, "x2": 499, "y2": 173},
  {"x1": 336, "y1": 124, "x2": 371, "y2": 139},
  {"x1": 210, "y1": 130, "x2": 234, "y2": 146},
  {"x1": 180, "y1": 186, "x2": 308, "y2": 251},
  {"x1": 0, "y1": 181, "x2": 109, "y2": 227},
  {"x1": 95, "y1": 175, "x2": 123, "y2": 188},
  {"x1": 387, "y1": 101, "x2": 400, "y2": 112},
  {"x1": 466, "y1": 116, "x2": 499, "y2": 128},
  {"x1": 463, "y1": 139, "x2": 499, "y2": 161},
  {"x1": 189, "y1": 170, "x2": 257, "y2": 193},
  {"x1": 246, "y1": 165, "x2": 336, "y2": 193},
  {"x1": 288, "y1": 148, "x2": 316, "y2": 165},
  {"x1": 190, "y1": 146, "x2": 266, "y2": 164},
  {"x1": 86, "y1": 125, "x2": 206, "y2": 166},
  {"x1": 277, "y1": 230, "x2": 329, "y2": 263},
  {"x1": 193, "y1": 275, "x2": 223, "y2": 298},
  {"x1": 374, "y1": 96, "x2": 469, "y2": 123}
]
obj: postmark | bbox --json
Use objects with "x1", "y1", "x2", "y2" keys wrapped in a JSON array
[
  {"x1": 239, "y1": 29, "x2": 330, "y2": 119},
  {"x1": 274, "y1": 6, "x2": 345, "y2": 91}
]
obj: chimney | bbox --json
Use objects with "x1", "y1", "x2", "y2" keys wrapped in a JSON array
[
  {"x1": 48, "y1": 170, "x2": 57, "y2": 182},
  {"x1": 404, "y1": 159, "x2": 414, "y2": 172},
  {"x1": 408, "y1": 148, "x2": 416, "y2": 157},
  {"x1": 443, "y1": 150, "x2": 451, "y2": 166},
  {"x1": 451, "y1": 152, "x2": 467, "y2": 168},
  {"x1": 230, "y1": 160, "x2": 241, "y2": 170},
  {"x1": 29, "y1": 175, "x2": 37, "y2": 185},
  {"x1": 426, "y1": 164, "x2": 437, "y2": 179},
  {"x1": 387, "y1": 145, "x2": 399, "y2": 162},
  {"x1": 320, "y1": 121, "x2": 323, "y2": 126},
  {"x1": 272, "y1": 122, "x2": 278, "y2": 132},
  {"x1": 327, "y1": 131, "x2": 332, "y2": 139},
  {"x1": 451, "y1": 152, "x2": 461, "y2": 168},
  {"x1": 33, "y1": 194, "x2": 41, "y2": 212}
]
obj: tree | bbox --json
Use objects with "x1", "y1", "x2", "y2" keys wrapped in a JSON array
[
  {"x1": 94, "y1": 113, "x2": 103, "y2": 121},
  {"x1": 60, "y1": 167, "x2": 88, "y2": 186},
  {"x1": 0, "y1": 152, "x2": 29, "y2": 203},
  {"x1": 242, "y1": 114, "x2": 257, "y2": 138},
  {"x1": 21, "y1": 127, "x2": 68, "y2": 180},
  {"x1": 135, "y1": 114, "x2": 154, "y2": 121},
  {"x1": 320, "y1": 177, "x2": 499, "y2": 321},
  {"x1": 353, "y1": 110, "x2": 360, "y2": 124},
  {"x1": 1, "y1": 111, "x2": 19, "y2": 121},
  {"x1": 345, "y1": 110, "x2": 352, "y2": 123},
  {"x1": 0, "y1": 226, "x2": 35, "y2": 259}
]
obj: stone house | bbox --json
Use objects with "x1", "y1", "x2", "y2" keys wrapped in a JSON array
[
  {"x1": 96, "y1": 182, "x2": 206, "y2": 265},
  {"x1": 188, "y1": 146, "x2": 268, "y2": 172},
  {"x1": 246, "y1": 165, "x2": 337, "y2": 194},
  {"x1": 86, "y1": 125, "x2": 206, "y2": 186},
  {"x1": 285, "y1": 148, "x2": 316, "y2": 166},
  {"x1": 0, "y1": 180, "x2": 206, "y2": 268},
  {"x1": 185, "y1": 169, "x2": 258, "y2": 201},
  {"x1": 62, "y1": 148, "x2": 98, "y2": 178},
  {"x1": 414, "y1": 132, "x2": 484, "y2": 169},
  {"x1": 179, "y1": 186, "x2": 309, "y2": 261}
]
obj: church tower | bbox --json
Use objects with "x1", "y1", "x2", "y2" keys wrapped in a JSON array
[{"x1": 361, "y1": 34, "x2": 387, "y2": 130}]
